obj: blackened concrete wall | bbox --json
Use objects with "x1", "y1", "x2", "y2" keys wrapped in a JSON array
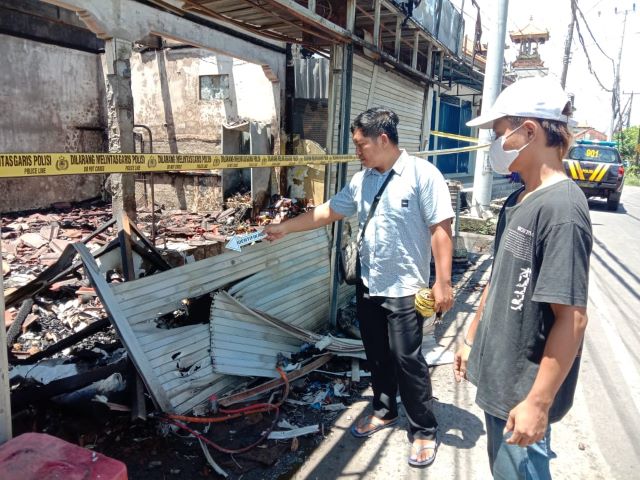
[{"x1": 0, "y1": 34, "x2": 106, "y2": 213}]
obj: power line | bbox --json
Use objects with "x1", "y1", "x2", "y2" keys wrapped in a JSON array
[
  {"x1": 571, "y1": 0, "x2": 614, "y2": 92},
  {"x1": 574, "y1": 0, "x2": 615, "y2": 61},
  {"x1": 585, "y1": 0, "x2": 606, "y2": 14}
]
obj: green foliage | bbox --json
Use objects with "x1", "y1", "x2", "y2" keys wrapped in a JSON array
[
  {"x1": 459, "y1": 217, "x2": 496, "y2": 236},
  {"x1": 625, "y1": 175, "x2": 640, "y2": 187},
  {"x1": 614, "y1": 126, "x2": 640, "y2": 164},
  {"x1": 625, "y1": 164, "x2": 640, "y2": 186}
]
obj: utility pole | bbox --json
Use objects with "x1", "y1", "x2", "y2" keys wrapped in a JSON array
[
  {"x1": 620, "y1": 90, "x2": 640, "y2": 164},
  {"x1": 471, "y1": 0, "x2": 510, "y2": 217},
  {"x1": 560, "y1": 0, "x2": 577, "y2": 88},
  {"x1": 637, "y1": 122, "x2": 640, "y2": 165},
  {"x1": 609, "y1": 3, "x2": 637, "y2": 139}
]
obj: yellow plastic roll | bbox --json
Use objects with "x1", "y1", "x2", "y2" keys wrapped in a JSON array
[{"x1": 415, "y1": 288, "x2": 435, "y2": 317}]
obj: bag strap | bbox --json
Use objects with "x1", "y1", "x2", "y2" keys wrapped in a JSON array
[{"x1": 357, "y1": 170, "x2": 394, "y2": 248}]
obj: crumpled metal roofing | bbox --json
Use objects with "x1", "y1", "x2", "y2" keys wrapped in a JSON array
[
  {"x1": 210, "y1": 291, "x2": 364, "y2": 378},
  {"x1": 79, "y1": 229, "x2": 333, "y2": 414}
]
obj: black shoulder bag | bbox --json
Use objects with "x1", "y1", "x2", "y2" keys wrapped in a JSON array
[{"x1": 340, "y1": 172, "x2": 394, "y2": 285}]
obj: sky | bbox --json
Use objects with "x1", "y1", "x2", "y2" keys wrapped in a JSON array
[{"x1": 450, "y1": 0, "x2": 640, "y2": 135}]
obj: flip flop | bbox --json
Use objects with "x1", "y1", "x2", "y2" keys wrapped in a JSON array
[
  {"x1": 350, "y1": 415, "x2": 398, "y2": 438},
  {"x1": 408, "y1": 438, "x2": 439, "y2": 467}
]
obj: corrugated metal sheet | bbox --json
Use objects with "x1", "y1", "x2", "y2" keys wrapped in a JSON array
[
  {"x1": 368, "y1": 65, "x2": 425, "y2": 152},
  {"x1": 333, "y1": 55, "x2": 425, "y2": 154},
  {"x1": 110, "y1": 230, "x2": 327, "y2": 326},
  {"x1": 210, "y1": 228, "x2": 334, "y2": 377},
  {"x1": 437, "y1": 1, "x2": 464, "y2": 55},
  {"x1": 210, "y1": 292, "x2": 306, "y2": 378},
  {"x1": 396, "y1": 0, "x2": 464, "y2": 55},
  {"x1": 294, "y1": 55, "x2": 329, "y2": 100},
  {"x1": 80, "y1": 230, "x2": 329, "y2": 414},
  {"x1": 228, "y1": 230, "x2": 331, "y2": 332},
  {"x1": 209, "y1": 292, "x2": 364, "y2": 378}
]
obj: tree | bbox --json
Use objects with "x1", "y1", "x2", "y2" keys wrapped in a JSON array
[{"x1": 614, "y1": 125, "x2": 640, "y2": 165}]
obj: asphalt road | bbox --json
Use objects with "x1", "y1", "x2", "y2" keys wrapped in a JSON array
[{"x1": 580, "y1": 185, "x2": 640, "y2": 480}]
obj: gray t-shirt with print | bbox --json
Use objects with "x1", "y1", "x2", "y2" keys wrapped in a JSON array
[{"x1": 467, "y1": 179, "x2": 592, "y2": 422}]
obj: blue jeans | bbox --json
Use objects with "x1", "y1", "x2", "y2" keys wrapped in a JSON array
[{"x1": 485, "y1": 412, "x2": 556, "y2": 480}]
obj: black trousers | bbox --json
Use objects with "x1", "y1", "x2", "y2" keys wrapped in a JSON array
[{"x1": 356, "y1": 283, "x2": 438, "y2": 440}]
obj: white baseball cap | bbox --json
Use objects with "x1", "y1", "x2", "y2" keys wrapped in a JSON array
[{"x1": 466, "y1": 76, "x2": 572, "y2": 129}]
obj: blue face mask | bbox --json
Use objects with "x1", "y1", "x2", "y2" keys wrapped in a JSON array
[{"x1": 489, "y1": 124, "x2": 533, "y2": 175}]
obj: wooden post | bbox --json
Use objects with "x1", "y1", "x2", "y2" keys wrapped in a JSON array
[
  {"x1": 373, "y1": 0, "x2": 381, "y2": 49},
  {"x1": 0, "y1": 227, "x2": 13, "y2": 443},
  {"x1": 412, "y1": 31, "x2": 419, "y2": 69},
  {"x1": 103, "y1": 38, "x2": 137, "y2": 222},
  {"x1": 308, "y1": 0, "x2": 316, "y2": 13},
  {"x1": 421, "y1": 44, "x2": 435, "y2": 151},
  {"x1": 426, "y1": 45, "x2": 434, "y2": 78},
  {"x1": 346, "y1": 0, "x2": 356, "y2": 32},
  {"x1": 117, "y1": 213, "x2": 135, "y2": 282},
  {"x1": 116, "y1": 213, "x2": 147, "y2": 420},
  {"x1": 394, "y1": 16, "x2": 402, "y2": 59}
]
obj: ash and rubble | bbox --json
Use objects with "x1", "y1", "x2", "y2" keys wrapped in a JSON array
[
  {"x1": 2, "y1": 192, "x2": 472, "y2": 479},
  {"x1": 2, "y1": 194, "x2": 311, "y2": 358},
  {"x1": 1, "y1": 194, "x2": 364, "y2": 478}
]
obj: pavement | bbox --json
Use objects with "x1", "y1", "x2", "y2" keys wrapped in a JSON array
[{"x1": 291, "y1": 186, "x2": 640, "y2": 479}]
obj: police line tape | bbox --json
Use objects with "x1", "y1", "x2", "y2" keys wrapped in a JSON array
[
  {"x1": 0, "y1": 153, "x2": 350, "y2": 178},
  {"x1": 430, "y1": 130, "x2": 481, "y2": 143},
  {"x1": 0, "y1": 144, "x2": 488, "y2": 179},
  {"x1": 416, "y1": 144, "x2": 488, "y2": 157}
]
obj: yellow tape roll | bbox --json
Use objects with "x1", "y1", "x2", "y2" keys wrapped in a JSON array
[{"x1": 415, "y1": 288, "x2": 436, "y2": 318}]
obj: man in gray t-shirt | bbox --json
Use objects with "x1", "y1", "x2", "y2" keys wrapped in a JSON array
[{"x1": 453, "y1": 77, "x2": 593, "y2": 479}]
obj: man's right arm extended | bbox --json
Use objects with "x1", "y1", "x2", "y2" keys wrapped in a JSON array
[{"x1": 264, "y1": 202, "x2": 345, "y2": 241}]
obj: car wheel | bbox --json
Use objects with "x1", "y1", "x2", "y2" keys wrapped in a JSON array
[{"x1": 607, "y1": 192, "x2": 621, "y2": 211}]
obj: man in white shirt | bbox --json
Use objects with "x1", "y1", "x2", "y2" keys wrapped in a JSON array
[{"x1": 265, "y1": 108, "x2": 454, "y2": 467}]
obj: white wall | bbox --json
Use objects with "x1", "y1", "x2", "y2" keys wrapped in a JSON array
[{"x1": 131, "y1": 48, "x2": 279, "y2": 154}]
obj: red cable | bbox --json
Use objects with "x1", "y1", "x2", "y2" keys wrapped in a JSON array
[
  {"x1": 161, "y1": 367, "x2": 290, "y2": 454},
  {"x1": 167, "y1": 409, "x2": 280, "y2": 454}
]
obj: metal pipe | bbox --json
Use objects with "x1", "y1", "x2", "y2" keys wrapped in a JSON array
[
  {"x1": 324, "y1": 46, "x2": 340, "y2": 204},
  {"x1": 329, "y1": 43, "x2": 354, "y2": 329},
  {"x1": 134, "y1": 124, "x2": 156, "y2": 245}
]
